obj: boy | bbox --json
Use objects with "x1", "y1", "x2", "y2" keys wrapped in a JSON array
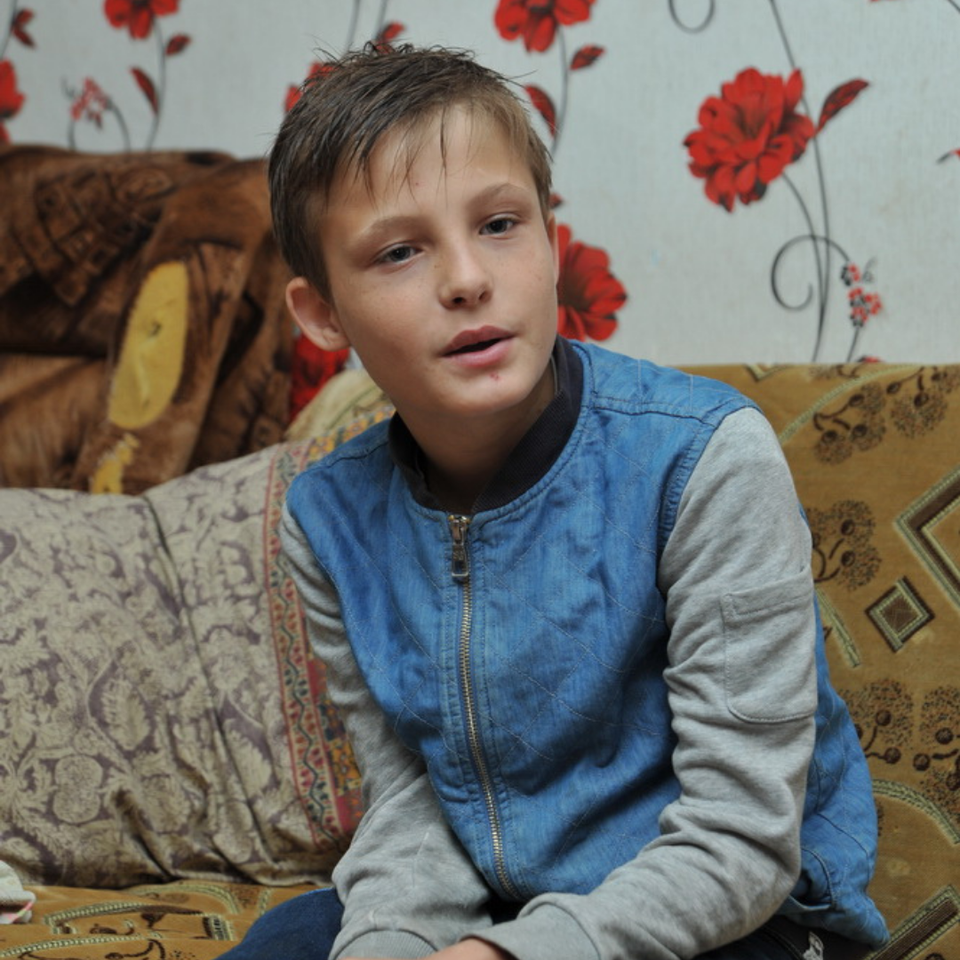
[{"x1": 260, "y1": 44, "x2": 887, "y2": 960}]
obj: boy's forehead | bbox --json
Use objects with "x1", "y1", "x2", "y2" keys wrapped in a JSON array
[{"x1": 331, "y1": 107, "x2": 523, "y2": 205}]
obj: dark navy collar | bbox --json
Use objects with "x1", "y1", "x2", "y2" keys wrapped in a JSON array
[{"x1": 388, "y1": 336, "x2": 584, "y2": 513}]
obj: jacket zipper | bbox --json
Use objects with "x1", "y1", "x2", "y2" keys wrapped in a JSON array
[{"x1": 447, "y1": 514, "x2": 520, "y2": 900}]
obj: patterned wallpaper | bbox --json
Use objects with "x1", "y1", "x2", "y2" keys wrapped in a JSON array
[{"x1": 2, "y1": 0, "x2": 957, "y2": 365}]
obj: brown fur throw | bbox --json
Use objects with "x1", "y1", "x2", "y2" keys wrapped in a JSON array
[{"x1": 0, "y1": 145, "x2": 293, "y2": 493}]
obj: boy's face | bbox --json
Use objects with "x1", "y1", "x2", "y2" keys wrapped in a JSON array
[{"x1": 287, "y1": 108, "x2": 560, "y2": 445}]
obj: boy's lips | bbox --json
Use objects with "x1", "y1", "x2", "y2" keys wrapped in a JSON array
[{"x1": 442, "y1": 326, "x2": 513, "y2": 357}]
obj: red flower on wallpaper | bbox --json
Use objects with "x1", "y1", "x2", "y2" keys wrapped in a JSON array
[
  {"x1": 70, "y1": 77, "x2": 110, "y2": 125},
  {"x1": 556, "y1": 224, "x2": 626, "y2": 341},
  {"x1": 841, "y1": 262, "x2": 883, "y2": 329},
  {"x1": 684, "y1": 67, "x2": 815, "y2": 212},
  {"x1": 104, "y1": 0, "x2": 179, "y2": 40},
  {"x1": 0, "y1": 60, "x2": 26, "y2": 143},
  {"x1": 495, "y1": 0, "x2": 596, "y2": 53},
  {"x1": 289, "y1": 337, "x2": 350, "y2": 421}
]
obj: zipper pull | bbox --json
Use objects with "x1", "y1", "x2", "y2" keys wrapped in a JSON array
[{"x1": 448, "y1": 514, "x2": 471, "y2": 583}]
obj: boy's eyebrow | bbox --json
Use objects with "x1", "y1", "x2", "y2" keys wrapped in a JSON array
[
  {"x1": 466, "y1": 181, "x2": 535, "y2": 207},
  {"x1": 351, "y1": 181, "x2": 537, "y2": 247}
]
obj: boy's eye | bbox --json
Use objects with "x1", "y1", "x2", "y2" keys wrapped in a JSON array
[
  {"x1": 482, "y1": 217, "x2": 516, "y2": 236},
  {"x1": 380, "y1": 244, "x2": 416, "y2": 264}
]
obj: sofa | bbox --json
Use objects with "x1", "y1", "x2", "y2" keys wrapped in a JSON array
[{"x1": 1, "y1": 146, "x2": 958, "y2": 959}]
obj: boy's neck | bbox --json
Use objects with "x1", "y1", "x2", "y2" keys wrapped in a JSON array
[
  {"x1": 404, "y1": 359, "x2": 557, "y2": 515},
  {"x1": 423, "y1": 452, "x2": 503, "y2": 516}
]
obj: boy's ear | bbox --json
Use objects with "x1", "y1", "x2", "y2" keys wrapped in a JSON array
[{"x1": 285, "y1": 276, "x2": 351, "y2": 351}]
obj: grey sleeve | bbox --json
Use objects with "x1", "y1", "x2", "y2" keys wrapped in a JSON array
[
  {"x1": 280, "y1": 504, "x2": 496, "y2": 960},
  {"x1": 474, "y1": 407, "x2": 818, "y2": 960}
]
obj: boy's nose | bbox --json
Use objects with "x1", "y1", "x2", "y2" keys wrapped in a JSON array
[{"x1": 438, "y1": 243, "x2": 491, "y2": 308}]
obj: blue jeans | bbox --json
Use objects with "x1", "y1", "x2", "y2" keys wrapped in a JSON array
[
  {"x1": 703, "y1": 916, "x2": 870, "y2": 960},
  {"x1": 219, "y1": 889, "x2": 868, "y2": 960},
  {"x1": 218, "y1": 887, "x2": 343, "y2": 960}
]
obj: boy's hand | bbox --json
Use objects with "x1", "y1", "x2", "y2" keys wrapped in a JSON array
[{"x1": 427, "y1": 938, "x2": 513, "y2": 960}]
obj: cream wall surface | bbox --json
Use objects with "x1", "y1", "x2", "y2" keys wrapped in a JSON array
[{"x1": 3, "y1": 0, "x2": 957, "y2": 364}]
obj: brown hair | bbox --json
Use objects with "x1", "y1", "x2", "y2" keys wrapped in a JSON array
[{"x1": 268, "y1": 43, "x2": 553, "y2": 298}]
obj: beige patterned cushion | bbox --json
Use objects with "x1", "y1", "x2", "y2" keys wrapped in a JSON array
[{"x1": 0, "y1": 411, "x2": 389, "y2": 888}]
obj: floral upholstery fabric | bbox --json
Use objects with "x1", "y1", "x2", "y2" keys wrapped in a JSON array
[{"x1": 691, "y1": 362, "x2": 960, "y2": 960}]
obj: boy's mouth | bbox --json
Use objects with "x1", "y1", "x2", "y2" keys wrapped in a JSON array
[
  {"x1": 451, "y1": 338, "x2": 501, "y2": 355},
  {"x1": 443, "y1": 326, "x2": 512, "y2": 357}
]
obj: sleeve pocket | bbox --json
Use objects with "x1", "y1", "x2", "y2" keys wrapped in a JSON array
[{"x1": 721, "y1": 570, "x2": 818, "y2": 724}]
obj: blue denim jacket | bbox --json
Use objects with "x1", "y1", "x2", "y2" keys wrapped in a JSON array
[{"x1": 288, "y1": 341, "x2": 887, "y2": 948}]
